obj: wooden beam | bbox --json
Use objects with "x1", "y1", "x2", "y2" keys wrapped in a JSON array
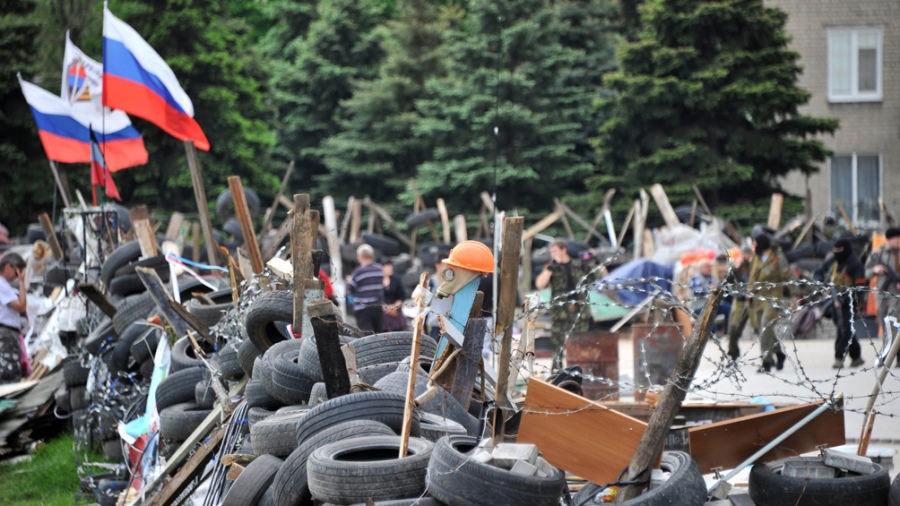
[
  {"x1": 836, "y1": 200, "x2": 858, "y2": 235},
  {"x1": 494, "y1": 217, "x2": 523, "y2": 409},
  {"x1": 436, "y1": 199, "x2": 451, "y2": 243},
  {"x1": 559, "y1": 205, "x2": 575, "y2": 240},
  {"x1": 184, "y1": 140, "x2": 218, "y2": 267},
  {"x1": 147, "y1": 425, "x2": 226, "y2": 506},
  {"x1": 339, "y1": 196, "x2": 354, "y2": 243},
  {"x1": 292, "y1": 194, "x2": 311, "y2": 334},
  {"x1": 37, "y1": 213, "x2": 62, "y2": 260},
  {"x1": 191, "y1": 221, "x2": 201, "y2": 263},
  {"x1": 480, "y1": 191, "x2": 495, "y2": 214},
  {"x1": 767, "y1": 193, "x2": 784, "y2": 230},
  {"x1": 262, "y1": 215, "x2": 291, "y2": 261},
  {"x1": 617, "y1": 203, "x2": 636, "y2": 248},
  {"x1": 308, "y1": 300, "x2": 351, "y2": 399},
  {"x1": 168, "y1": 299, "x2": 211, "y2": 338},
  {"x1": 649, "y1": 184, "x2": 680, "y2": 229},
  {"x1": 133, "y1": 219, "x2": 158, "y2": 258},
  {"x1": 633, "y1": 199, "x2": 644, "y2": 261},
  {"x1": 261, "y1": 160, "x2": 295, "y2": 235},
  {"x1": 164, "y1": 212, "x2": 185, "y2": 241},
  {"x1": 617, "y1": 287, "x2": 722, "y2": 500},
  {"x1": 523, "y1": 208, "x2": 564, "y2": 241},
  {"x1": 691, "y1": 183, "x2": 713, "y2": 217},
  {"x1": 228, "y1": 176, "x2": 264, "y2": 274},
  {"x1": 556, "y1": 200, "x2": 604, "y2": 245},
  {"x1": 135, "y1": 267, "x2": 190, "y2": 337},
  {"x1": 349, "y1": 198, "x2": 362, "y2": 243},
  {"x1": 453, "y1": 215, "x2": 467, "y2": 243},
  {"x1": 77, "y1": 283, "x2": 117, "y2": 318},
  {"x1": 792, "y1": 213, "x2": 820, "y2": 250},
  {"x1": 450, "y1": 317, "x2": 486, "y2": 411},
  {"x1": 400, "y1": 273, "x2": 430, "y2": 458}
]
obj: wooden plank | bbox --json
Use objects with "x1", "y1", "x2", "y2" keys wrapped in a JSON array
[
  {"x1": 453, "y1": 214, "x2": 467, "y2": 243},
  {"x1": 494, "y1": 217, "x2": 523, "y2": 409},
  {"x1": 191, "y1": 222, "x2": 201, "y2": 263},
  {"x1": 308, "y1": 300, "x2": 351, "y2": 398},
  {"x1": 47, "y1": 161, "x2": 72, "y2": 208},
  {"x1": 450, "y1": 317, "x2": 486, "y2": 411},
  {"x1": 633, "y1": 199, "x2": 644, "y2": 261},
  {"x1": 617, "y1": 287, "x2": 722, "y2": 500},
  {"x1": 649, "y1": 183, "x2": 680, "y2": 229},
  {"x1": 261, "y1": 160, "x2": 295, "y2": 234},
  {"x1": 135, "y1": 267, "x2": 190, "y2": 337},
  {"x1": 400, "y1": 273, "x2": 429, "y2": 457},
  {"x1": 617, "y1": 203, "x2": 636, "y2": 248},
  {"x1": 228, "y1": 176, "x2": 264, "y2": 274},
  {"x1": 559, "y1": 205, "x2": 575, "y2": 239},
  {"x1": 133, "y1": 219, "x2": 158, "y2": 258},
  {"x1": 691, "y1": 183, "x2": 713, "y2": 217},
  {"x1": 147, "y1": 425, "x2": 226, "y2": 506},
  {"x1": 168, "y1": 299, "x2": 210, "y2": 337},
  {"x1": 518, "y1": 379, "x2": 647, "y2": 486},
  {"x1": 38, "y1": 213, "x2": 63, "y2": 260},
  {"x1": 340, "y1": 197, "x2": 354, "y2": 243},
  {"x1": 480, "y1": 192, "x2": 495, "y2": 213},
  {"x1": 523, "y1": 208, "x2": 564, "y2": 241},
  {"x1": 689, "y1": 401, "x2": 845, "y2": 473},
  {"x1": 77, "y1": 283, "x2": 117, "y2": 317},
  {"x1": 184, "y1": 141, "x2": 218, "y2": 267},
  {"x1": 349, "y1": 198, "x2": 362, "y2": 243},
  {"x1": 292, "y1": 194, "x2": 312, "y2": 335},
  {"x1": 436, "y1": 199, "x2": 451, "y2": 243},
  {"x1": 164, "y1": 212, "x2": 185, "y2": 241},
  {"x1": 793, "y1": 213, "x2": 820, "y2": 250},
  {"x1": 836, "y1": 200, "x2": 858, "y2": 235},
  {"x1": 767, "y1": 193, "x2": 784, "y2": 230}
]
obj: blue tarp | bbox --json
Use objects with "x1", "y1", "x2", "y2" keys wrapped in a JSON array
[{"x1": 601, "y1": 259, "x2": 674, "y2": 306}]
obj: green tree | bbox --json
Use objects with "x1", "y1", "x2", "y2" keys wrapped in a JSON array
[
  {"x1": 413, "y1": 0, "x2": 595, "y2": 213},
  {"x1": 0, "y1": 0, "x2": 56, "y2": 235},
  {"x1": 271, "y1": 0, "x2": 387, "y2": 194},
  {"x1": 318, "y1": 0, "x2": 459, "y2": 206},
  {"x1": 592, "y1": 0, "x2": 838, "y2": 209}
]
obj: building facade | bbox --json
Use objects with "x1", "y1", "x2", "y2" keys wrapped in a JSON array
[{"x1": 772, "y1": 0, "x2": 899, "y2": 229}]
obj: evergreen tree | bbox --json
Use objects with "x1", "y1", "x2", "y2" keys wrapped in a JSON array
[
  {"x1": 272, "y1": 0, "x2": 387, "y2": 195},
  {"x1": 0, "y1": 0, "x2": 56, "y2": 235},
  {"x1": 414, "y1": 0, "x2": 593, "y2": 213},
  {"x1": 592, "y1": 0, "x2": 838, "y2": 209},
  {"x1": 318, "y1": 0, "x2": 457, "y2": 207}
]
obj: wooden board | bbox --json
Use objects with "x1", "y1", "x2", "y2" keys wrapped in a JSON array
[
  {"x1": 649, "y1": 184, "x2": 680, "y2": 229},
  {"x1": 767, "y1": 193, "x2": 783, "y2": 230},
  {"x1": 77, "y1": 283, "x2": 117, "y2": 317},
  {"x1": 147, "y1": 425, "x2": 226, "y2": 506},
  {"x1": 688, "y1": 400, "x2": 845, "y2": 473},
  {"x1": 518, "y1": 379, "x2": 647, "y2": 485},
  {"x1": 523, "y1": 208, "x2": 564, "y2": 241}
]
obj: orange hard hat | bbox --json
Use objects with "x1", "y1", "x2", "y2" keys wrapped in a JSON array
[{"x1": 443, "y1": 241, "x2": 495, "y2": 273}]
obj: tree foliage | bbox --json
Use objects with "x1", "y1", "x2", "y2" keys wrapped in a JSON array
[{"x1": 592, "y1": 0, "x2": 838, "y2": 208}]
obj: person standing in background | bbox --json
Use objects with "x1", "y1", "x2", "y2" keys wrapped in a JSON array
[
  {"x1": 0, "y1": 253, "x2": 27, "y2": 384},
  {"x1": 725, "y1": 246, "x2": 753, "y2": 361},
  {"x1": 381, "y1": 261, "x2": 407, "y2": 331},
  {"x1": 748, "y1": 235, "x2": 793, "y2": 373},
  {"x1": 814, "y1": 239, "x2": 866, "y2": 368},
  {"x1": 346, "y1": 245, "x2": 385, "y2": 334}
]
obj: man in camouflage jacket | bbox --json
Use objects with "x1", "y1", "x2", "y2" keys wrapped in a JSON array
[{"x1": 748, "y1": 235, "x2": 793, "y2": 373}]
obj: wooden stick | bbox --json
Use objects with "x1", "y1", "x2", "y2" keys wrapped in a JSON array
[
  {"x1": 38, "y1": 213, "x2": 62, "y2": 260},
  {"x1": 349, "y1": 198, "x2": 362, "y2": 243},
  {"x1": 523, "y1": 208, "x2": 564, "y2": 241},
  {"x1": 309, "y1": 299, "x2": 351, "y2": 399},
  {"x1": 617, "y1": 287, "x2": 722, "y2": 501},
  {"x1": 145, "y1": 425, "x2": 227, "y2": 506},
  {"x1": 480, "y1": 191, "x2": 495, "y2": 214},
  {"x1": 261, "y1": 160, "x2": 295, "y2": 234},
  {"x1": 879, "y1": 197, "x2": 895, "y2": 227},
  {"x1": 436, "y1": 198, "x2": 451, "y2": 243},
  {"x1": 494, "y1": 217, "x2": 523, "y2": 409},
  {"x1": 617, "y1": 203, "x2": 636, "y2": 248},
  {"x1": 556, "y1": 200, "x2": 605, "y2": 244},
  {"x1": 767, "y1": 193, "x2": 784, "y2": 230},
  {"x1": 691, "y1": 183, "x2": 713, "y2": 217},
  {"x1": 400, "y1": 273, "x2": 430, "y2": 458},
  {"x1": 228, "y1": 176, "x2": 264, "y2": 274},
  {"x1": 292, "y1": 194, "x2": 311, "y2": 334},
  {"x1": 135, "y1": 267, "x2": 190, "y2": 337},
  {"x1": 454, "y1": 214, "x2": 468, "y2": 243},
  {"x1": 164, "y1": 212, "x2": 185, "y2": 241},
  {"x1": 184, "y1": 141, "x2": 218, "y2": 266},
  {"x1": 450, "y1": 317, "x2": 486, "y2": 411},
  {"x1": 77, "y1": 283, "x2": 117, "y2": 317},
  {"x1": 856, "y1": 324, "x2": 900, "y2": 455},
  {"x1": 47, "y1": 160, "x2": 72, "y2": 208},
  {"x1": 339, "y1": 196, "x2": 354, "y2": 243},
  {"x1": 649, "y1": 183, "x2": 680, "y2": 229},
  {"x1": 362, "y1": 198, "x2": 413, "y2": 247},
  {"x1": 836, "y1": 200, "x2": 857, "y2": 235},
  {"x1": 133, "y1": 219, "x2": 158, "y2": 258},
  {"x1": 792, "y1": 213, "x2": 820, "y2": 250},
  {"x1": 559, "y1": 205, "x2": 575, "y2": 239},
  {"x1": 168, "y1": 300, "x2": 211, "y2": 337}
]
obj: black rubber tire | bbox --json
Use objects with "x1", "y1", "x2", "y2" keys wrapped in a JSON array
[
  {"x1": 101, "y1": 438, "x2": 122, "y2": 460},
  {"x1": 307, "y1": 436, "x2": 433, "y2": 504},
  {"x1": 309, "y1": 382, "x2": 328, "y2": 404},
  {"x1": 156, "y1": 368, "x2": 206, "y2": 412},
  {"x1": 295, "y1": 391, "x2": 419, "y2": 446},
  {"x1": 216, "y1": 187, "x2": 261, "y2": 221},
  {"x1": 113, "y1": 254, "x2": 168, "y2": 278},
  {"x1": 245, "y1": 290, "x2": 294, "y2": 350},
  {"x1": 749, "y1": 456, "x2": 890, "y2": 506},
  {"x1": 273, "y1": 420, "x2": 396, "y2": 506},
  {"x1": 64, "y1": 359, "x2": 90, "y2": 387},
  {"x1": 419, "y1": 412, "x2": 467, "y2": 442},
  {"x1": 361, "y1": 233, "x2": 400, "y2": 256},
  {"x1": 186, "y1": 294, "x2": 232, "y2": 327},
  {"x1": 194, "y1": 376, "x2": 220, "y2": 409},
  {"x1": 218, "y1": 342, "x2": 245, "y2": 381},
  {"x1": 139, "y1": 358, "x2": 154, "y2": 378},
  {"x1": 55, "y1": 386, "x2": 71, "y2": 413},
  {"x1": 263, "y1": 340, "x2": 316, "y2": 405},
  {"x1": 890, "y1": 474, "x2": 899, "y2": 506},
  {"x1": 110, "y1": 323, "x2": 149, "y2": 373},
  {"x1": 428, "y1": 435, "x2": 566, "y2": 506},
  {"x1": 170, "y1": 336, "x2": 215, "y2": 372},
  {"x1": 70, "y1": 386, "x2": 90, "y2": 411},
  {"x1": 246, "y1": 379, "x2": 283, "y2": 410},
  {"x1": 357, "y1": 362, "x2": 400, "y2": 384},
  {"x1": 258, "y1": 484, "x2": 276, "y2": 506},
  {"x1": 374, "y1": 371, "x2": 477, "y2": 435},
  {"x1": 573, "y1": 451, "x2": 705, "y2": 505},
  {"x1": 112, "y1": 292, "x2": 157, "y2": 335},
  {"x1": 130, "y1": 328, "x2": 161, "y2": 364},
  {"x1": 257, "y1": 339, "x2": 301, "y2": 396},
  {"x1": 251, "y1": 411, "x2": 309, "y2": 457},
  {"x1": 339, "y1": 500, "x2": 445, "y2": 506},
  {"x1": 85, "y1": 318, "x2": 118, "y2": 355},
  {"x1": 221, "y1": 454, "x2": 282, "y2": 506},
  {"x1": 405, "y1": 209, "x2": 441, "y2": 229},
  {"x1": 101, "y1": 241, "x2": 143, "y2": 287},
  {"x1": 108, "y1": 274, "x2": 145, "y2": 298},
  {"x1": 159, "y1": 402, "x2": 211, "y2": 442},
  {"x1": 249, "y1": 407, "x2": 276, "y2": 426},
  {"x1": 238, "y1": 339, "x2": 262, "y2": 378},
  {"x1": 349, "y1": 332, "x2": 436, "y2": 369}
]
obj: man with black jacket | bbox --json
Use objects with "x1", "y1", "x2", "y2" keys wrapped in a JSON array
[{"x1": 815, "y1": 239, "x2": 866, "y2": 368}]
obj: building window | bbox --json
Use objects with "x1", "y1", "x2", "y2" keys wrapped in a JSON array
[
  {"x1": 828, "y1": 27, "x2": 882, "y2": 102},
  {"x1": 831, "y1": 154, "x2": 881, "y2": 225}
]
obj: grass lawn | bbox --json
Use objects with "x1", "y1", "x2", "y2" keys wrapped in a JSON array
[{"x1": 0, "y1": 434, "x2": 98, "y2": 505}]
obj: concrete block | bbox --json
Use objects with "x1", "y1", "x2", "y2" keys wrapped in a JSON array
[
  {"x1": 823, "y1": 448, "x2": 876, "y2": 474},
  {"x1": 708, "y1": 480, "x2": 732, "y2": 500},
  {"x1": 510, "y1": 459, "x2": 538, "y2": 477},
  {"x1": 728, "y1": 490, "x2": 755, "y2": 506},
  {"x1": 649, "y1": 469, "x2": 668, "y2": 490},
  {"x1": 535, "y1": 457, "x2": 554, "y2": 478},
  {"x1": 704, "y1": 501, "x2": 730, "y2": 506},
  {"x1": 782, "y1": 459, "x2": 836, "y2": 478},
  {"x1": 471, "y1": 449, "x2": 493, "y2": 464},
  {"x1": 492, "y1": 443, "x2": 538, "y2": 468}
]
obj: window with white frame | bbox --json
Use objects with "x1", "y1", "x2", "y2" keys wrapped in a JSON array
[
  {"x1": 828, "y1": 27, "x2": 882, "y2": 102},
  {"x1": 831, "y1": 154, "x2": 881, "y2": 225}
]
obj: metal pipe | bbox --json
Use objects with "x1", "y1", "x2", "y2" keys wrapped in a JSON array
[{"x1": 711, "y1": 396, "x2": 838, "y2": 491}]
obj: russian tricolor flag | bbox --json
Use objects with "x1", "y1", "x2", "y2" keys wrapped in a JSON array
[
  {"x1": 103, "y1": 7, "x2": 210, "y2": 151},
  {"x1": 19, "y1": 75, "x2": 148, "y2": 171}
]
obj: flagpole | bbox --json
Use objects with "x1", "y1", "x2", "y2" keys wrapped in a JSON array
[{"x1": 47, "y1": 160, "x2": 72, "y2": 208}]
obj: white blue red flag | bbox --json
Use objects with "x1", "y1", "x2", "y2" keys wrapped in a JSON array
[
  {"x1": 90, "y1": 129, "x2": 121, "y2": 200},
  {"x1": 102, "y1": 7, "x2": 210, "y2": 151}
]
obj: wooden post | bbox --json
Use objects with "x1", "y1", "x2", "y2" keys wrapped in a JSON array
[
  {"x1": 436, "y1": 198, "x2": 451, "y2": 243},
  {"x1": 191, "y1": 221, "x2": 201, "y2": 263},
  {"x1": 227, "y1": 176, "x2": 264, "y2": 274},
  {"x1": 450, "y1": 317, "x2": 487, "y2": 411},
  {"x1": 767, "y1": 193, "x2": 784, "y2": 230},
  {"x1": 146, "y1": 425, "x2": 227, "y2": 506},
  {"x1": 47, "y1": 161, "x2": 72, "y2": 208},
  {"x1": 559, "y1": 205, "x2": 575, "y2": 239},
  {"x1": 400, "y1": 273, "x2": 430, "y2": 458},
  {"x1": 349, "y1": 198, "x2": 362, "y2": 243},
  {"x1": 164, "y1": 212, "x2": 185, "y2": 241},
  {"x1": 77, "y1": 283, "x2": 117, "y2": 317},
  {"x1": 292, "y1": 194, "x2": 311, "y2": 334},
  {"x1": 633, "y1": 199, "x2": 644, "y2": 261},
  {"x1": 133, "y1": 219, "x2": 158, "y2": 258},
  {"x1": 453, "y1": 214, "x2": 468, "y2": 243},
  {"x1": 617, "y1": 203, "x2": 636, "y2": 247},
  {"x1": 309, "y1": 300, "x2": 351, "y2": 399},
  {"x1": 323, "y1": 196, "x2": 345, "y2": 317},
  {"x1": 340, "y1": 197, "x2": 354, "y2": 243},
  {"x1": 616, "y1": 287, "x2": 722, "y2": 501},
  {"x1": 649, "y1": 184, "x2": 680, "y2": 229},
  {"x1": 523, "y1": 208, "x2": 564, "y2": 241},
  {"x1": 691, "y1": 183, "x2": 713, "y2": 217},
  {"x1": 494, "y1": 217, "x2": 523, "y2": 408},
  {"x1": 836, "y1": 200, "x2": 858, "y2": 235},
  {"x1": 184, "y1": 140, "x2": 218, "y2": 267},
  {"x1": 556, "y1": 199, "x2": 604, "y2": 244},
  {"x1": 261, "y1": 160, "x2": 295, "y2": 234},
  {"x1": 38, "y1": 213, "x2": 62, "y2": 260},
  {"x1": 135, "y1": 267, "x2": 191, "y2": 336}
]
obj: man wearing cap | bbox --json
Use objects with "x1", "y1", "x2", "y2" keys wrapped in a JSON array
[
  {"x1": 346, "y1": 244, "x2": 385, "y2": 334},
  {"x1": 865, "y1": 227, "x2": 900, "y2": 334},
  {"x1": 535, "y1": 239, "x2": 599, "y2": 370},
  {"x1": 815, "y1": 239, "x2": 866, "y2": 368},
  {"x1": 748, "y1": 235, "x2": 793, "y2": 373},
  {"x1": 0, "y1": 253, "x2": 27, "y2": 383},
  {"x1": 725, "y1": 246, "x2": 753, "y2": 361}
]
